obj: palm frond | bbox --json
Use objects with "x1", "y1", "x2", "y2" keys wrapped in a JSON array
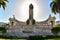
[
  {"x1": 2, "y1": 1, "x2": 6, "y2": 10},
  {"x1": 4, "y1": 0, "x2": 8, "y2": 2},
  {"x1": 0, "y1": 0, "x2": 8, "y2": 10},
  {"x1": 50, "y1": 1, "x2": 54, "y2": 7},
  {"x1": 50, "y1": 2, "x2": 57, "y2": 14}
]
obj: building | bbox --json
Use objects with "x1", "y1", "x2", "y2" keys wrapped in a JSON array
[
  {"x1": 9, "y1": 4, "x2": 56, "y2": 26},
  {"x1": 6, "y1": 4, "x2": 56, "y2": 37}
]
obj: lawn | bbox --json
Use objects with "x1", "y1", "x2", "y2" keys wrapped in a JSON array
[
  {"x1": 0, "y1": 39, "x2": 26, "y2": 40},
  {"x1": 48, "y1": 38, "x2": 60, "y2": 40},
  {"x1": 0, "y1": 38, "x2": 60, "y2": 40}
]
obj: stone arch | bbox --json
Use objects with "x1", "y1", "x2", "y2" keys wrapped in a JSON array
[
  {"x1": 11, "y1": 21, "x2": 14, "y2": 26},
  {"x1": 50, "y1": 21, "x2": 54, "y2": 26}
]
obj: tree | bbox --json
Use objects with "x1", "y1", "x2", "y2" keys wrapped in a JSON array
[
  {"x1": 0, "y1": 24, "x2": 7, "y2": 35},
  {"x1": 50, "y1": 0, "x2": 60, "y2": 22},
  {"x1": 0, "y1": 0, "x2": 8, "y2": 10},
  {"x1": 51, "y1": 24, "x2": 60, "y2": 36},
  {"x1": 52, "y1": 27, "x2": 58, "y2": 36}
]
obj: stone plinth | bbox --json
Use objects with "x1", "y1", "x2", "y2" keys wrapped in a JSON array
[{"x1": 6, "y1": 25, "x2": 54, "y2": 37}]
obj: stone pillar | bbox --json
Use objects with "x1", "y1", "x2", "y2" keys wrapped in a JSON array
[{"x1": 26, "y1": 4, "x2": 35, "y2": 25}]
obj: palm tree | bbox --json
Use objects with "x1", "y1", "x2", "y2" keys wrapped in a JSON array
[
  {"x1": 50, "y1": 0, "x2": 60, "y2": 22},
  {"x1": 0, "y1": 0, "x2": 8, "y2": 10}
]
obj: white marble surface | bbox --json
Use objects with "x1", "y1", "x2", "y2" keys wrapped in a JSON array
[{"x1": 6, "y1": 25, "x2": 54, "y2": 37}]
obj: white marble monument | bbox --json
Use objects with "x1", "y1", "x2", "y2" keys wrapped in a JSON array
[{"x1": 6, "y1": 4, "x2": 56, "y2": 37}]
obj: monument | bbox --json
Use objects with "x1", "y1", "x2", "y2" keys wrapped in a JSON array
[
  {"x1": 8, "y1": 4, "x2": 56, "y2": 26},
  {"x1": 26, "y1": 4, "x2": 35, "y2": 25},
  {"x1": 6, "y1": 4, "x2": 56, "y2": 37}
]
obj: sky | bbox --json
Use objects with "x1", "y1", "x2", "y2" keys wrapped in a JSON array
[{"x1": 0, "y1": 0, "x2": 59, "y2": 23}]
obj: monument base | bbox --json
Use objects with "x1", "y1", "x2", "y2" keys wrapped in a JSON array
[
  {"x1": 26, "y1": 19, "x2": 35, "y2": 25},
  {"x1": 6, "y1": 25, "x2": 54, "y2": 37}
]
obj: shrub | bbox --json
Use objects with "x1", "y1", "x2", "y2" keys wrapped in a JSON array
[
  {"x1": 27, "y1": 35, "x2": 60, "y2": 40},
  {"x1": 27, "y1": 36, "x2": 44, "y2": 40}
]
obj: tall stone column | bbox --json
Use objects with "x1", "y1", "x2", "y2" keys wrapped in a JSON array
[{"x1": 26, "y1": 4, "x2": 35, "y2": 25}]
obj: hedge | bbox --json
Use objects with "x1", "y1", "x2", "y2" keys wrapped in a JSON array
[{"x1": 27, "y1": 35, "x2": 60, "y2": 40}]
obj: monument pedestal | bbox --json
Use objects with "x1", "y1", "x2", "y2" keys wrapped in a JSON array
[
  {"x1": 26, "y1": 19, "x2": 35, "y2": 25},
  {"x1": 6, "y1": 25, "x2": 54, "y2": 37}
]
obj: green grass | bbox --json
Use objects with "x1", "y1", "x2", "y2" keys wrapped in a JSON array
[
  {"x1": 48, "y1": 38, "x2": 60, "y2": 40},
  {"x1": 0, "y1": 38, "x2": 60, "y2": 40},
  {"x1": 0, "y1": 39, "x2": 26, "y2": 40}
]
